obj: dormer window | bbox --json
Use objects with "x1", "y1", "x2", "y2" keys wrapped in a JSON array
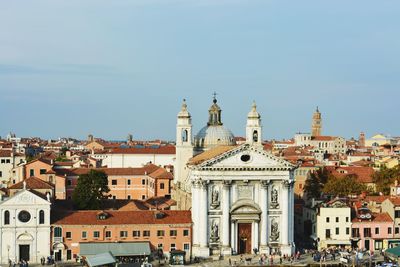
[{"x1": 96, "y1": 211, "x2": 109, "y2": 220}]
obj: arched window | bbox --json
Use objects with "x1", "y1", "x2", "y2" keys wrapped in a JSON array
[
  {"x1": 253, "y1": 130, "x2": 258, "y2": 142},
  {"x1": 182, "y1": 129, "x2": 188, "y2": 142},
  {"x1": 54, "y1": 227, "x2": 62, "y2": 238},
  {"x1": 39, "y1": 210, "x2": 45, "y2": 224},
  {"x1": 4, "y1": 210, "x2": 10, "y2": 225}
]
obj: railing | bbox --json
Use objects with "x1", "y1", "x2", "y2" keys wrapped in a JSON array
[{"x1": 53, "y1": 237, "x2": 63, "y2": 243}]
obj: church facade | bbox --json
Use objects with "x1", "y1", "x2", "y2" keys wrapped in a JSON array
[{"x1": 173, "y1": 97, "x2": 296, "y2": 257}]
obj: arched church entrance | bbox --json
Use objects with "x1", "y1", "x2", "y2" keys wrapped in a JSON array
[
  {"x1": 17, "y1": 233, "x2": 34, "y2": 262},
  {"x1": 230, "y1": 200, "x2": 261, "y2": 255}
]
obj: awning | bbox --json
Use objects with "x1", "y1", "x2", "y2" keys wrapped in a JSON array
[
  {"x1": 86, "y1": 252, "x2": 116, "y2": 267},
  {"x1": 385, "y1": 246, "x2": 400, "y2": 258},
  {"x1": 80, "y1": 242, "x2": 151, "y2": 257},
  {"x1": 325, "y1": 240, "x2": 352, "y2": 245}
]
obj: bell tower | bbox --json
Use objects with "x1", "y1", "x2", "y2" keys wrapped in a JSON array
[
  {"x1": 311, "y1": 107, "x2": 322, "y2": 137},
  {"x1": 174, "y1": 99, "x2": 194, "y2": 191},
  {"x1": 246, "y1": 101, "x2": 262, "y2": 147}
]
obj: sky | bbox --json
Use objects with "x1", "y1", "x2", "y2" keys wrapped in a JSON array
[{"x1": 0, "y1": 0, "x2": 399, "y2": 141}]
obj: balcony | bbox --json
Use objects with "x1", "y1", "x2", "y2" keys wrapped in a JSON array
[{"x1": 53, "y1": 237, "x2": 63, "y2": 243}]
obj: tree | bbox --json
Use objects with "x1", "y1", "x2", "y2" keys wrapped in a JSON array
[
  {"x1": 373, "y1": 165, "x2": 400, "y2": 195},
  {"x1": 72, "y1": 169, "x2": 110, "y2": 210},
  {"x1": 322, "y1": 174, "x2": 367, "y2": 196},
  {"x1": 304, "y1": 168, "x2": 329, "y2": 199}
]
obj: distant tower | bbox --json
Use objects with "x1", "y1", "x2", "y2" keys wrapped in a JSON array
[
  {"x1": 359, "y1": 132, "x2": 365, "y2": 147},
  {"x1": 174, "y1": 99, "x2": 194, "y2": 187},
  {"x1": 311, "y1": 107, "x2": 322, "y2": 137},
  {"x1": 246, "y1": 101, "x2": 263, "y2": 147},
  {"x1": 127, "y1": 134, "x2": 133, "y2": 142},
  {"x1": 88, "y1": 134, "x2": 94, "y2": 142}
]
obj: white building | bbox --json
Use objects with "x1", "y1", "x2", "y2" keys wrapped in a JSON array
[
  {"x1": 316, "y1": 198, "x2": 351, "y2": 250},
  {"x1": 0, "y1": 188, "x2": 51, "y2": 264},
  {"x1": 174, "y1": 98, "x2": 296, "y2": 257},
  {"x1": 0, "y1": 150, "x2": 26, "y2": 185},
  {"x1": 294, "y1": 133, "x2": 346, "y2": 154}
]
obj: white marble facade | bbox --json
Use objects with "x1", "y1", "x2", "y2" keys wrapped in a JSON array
[
  {"x1": 189, "y1": 144, "x2": 295, "y2": 257},
  {"x1": 0, "y1": 189, "x2": 51, "y2": 264},
  {"x1": 174, "y1": 98, "x2": 296, "y2": 257}
]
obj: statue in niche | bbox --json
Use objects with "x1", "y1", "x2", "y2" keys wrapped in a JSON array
[
  {"x1": 210, "y1": 220, "x2": 219, "y2": 242},
  {"x1": 210, "y1": 186, "x2": 220, "y2": 209},
  {"x1": 270, "y1": 219, "x2": 280, "y2": 242},
  {"x1": 270, "y1": 186, "x2": 279, "y2": 209}
]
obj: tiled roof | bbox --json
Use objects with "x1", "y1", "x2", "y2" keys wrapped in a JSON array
[
  {"x1": 0, "y1": 150, "x2": 12, "y2": 157},
  {"x1": 9, "y1": 176, "x2": 54, "y2": 190},
  {"x1": 312, "y1": 136, "x2": 337, "y2": 141},
  {"x1": 55, "y1": 164, "x2": 161, "y2": 177},
  {"x1": 148, "y1": 168, "x2": 173, "y2": 180},
  {"x1": 352, "y1": 212, "x2": 393, "y2": 223},
  {"x1": 51, "y1": 210, "x2": 192, "y2": 225},
  {"x1": 326, "y1": 166, "x2": 375, "y2": 183},
  {"x1": 188, "y1": 145, "x2": 237, "y2": 165},
  {"x1": 103, "y1": 146, "x2": 175, "y2": 155}
]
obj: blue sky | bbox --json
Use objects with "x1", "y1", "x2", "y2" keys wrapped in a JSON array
[{"x1": 0, "y1": 0, "x2": 399, "y2": 141}]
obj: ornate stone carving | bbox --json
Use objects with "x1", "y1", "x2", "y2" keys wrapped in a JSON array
[
  {"x1": 191, "y1": 178, "x2": 207, "y2": 189},
  {"x1": 210, "y1": 219, "x2": 219, "y2": 242},
  {"x1": 261, "y1": 180, "x2": 271, "y2": 189},
  {"x1": 238, "y1": 185, "x2": 253, "y2": 199},
  {"x1": 270, "y1": 186, "x2": 279, "y2": 209},
  {"x1": 270, "y1": 218, "x2": 280, "y2": 242},
  {"x1": 282, "y1": 180, "x2": 293, "y2": 188},
  {"x1": 210, "y1": 186, "x2": 220, "y2": 209}
]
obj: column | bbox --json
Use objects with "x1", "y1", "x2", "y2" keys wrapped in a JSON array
[
  {"x1": 191, "y1": 181, "x2": 200, "y2": 246},
  {"x1": 199, "y1": 181, "x2": 208, "y2": 248},
  {"x1": 231, "y1": 220, "x2": 236, "y2": 253},
  {"x1": 281, "y1": 181, "x2": 289, "y2": 246},
  {"x1": 222, "y1": 181, "x2": 232, "y2": 255},
  {"x1": 254, "y1": 221, "x2": 259, "y2": 252},
  {"x1": 260, "y1": 181, "x2": 269, "y2": 254}
]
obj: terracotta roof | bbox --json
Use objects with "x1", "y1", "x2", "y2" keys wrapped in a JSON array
[
  {"x1": 0, "y1": 150, "x2": 12, "y2": 157},
  {"x1": 9, "y1": 176, "x2": 54, "y2": 190},
  {"x1": 363, "y1": 195, "x2": 390, "y2": 204},
  {"x1": 188, "y1": 145, "x2": 237, "y2": 165},
  {"x1": 389, "y1": 197, "x2": 400, "y2": 206},
  {"x1": 54, "y1": 164, "x2": 162, "y2": 177},
  {"x1": 51, "y1": 210, "x2": 192, "y2": 225},
  {"x1": 148, "y1": 168, "x2": 173, "y2": 180},
  {"x1": 104, "y1": 146, "x2": 175, "y2": 155},
  {"x1": 326, "y1": 166, "x2": 375, "y2": 183},
  {"x1": 312, "y1": 136, "x2": 337, "y2": 141},
  {"x1": 352, "y1": 212, "x2": 393, "y2": 223}
]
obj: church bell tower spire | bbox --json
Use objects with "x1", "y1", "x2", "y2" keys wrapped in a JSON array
[
  {"x1": 246, "y1": 101, "x2": 262, "y2": 147},
  {"x1": 311, "y1": 106, "x2": 322, "y2": 137}
]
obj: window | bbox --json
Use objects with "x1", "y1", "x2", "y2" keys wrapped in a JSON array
[
  {"x1": 158, "y1": 244, "x2": 163, "y2": 249},
  {"x1": 142, "y1": 195, "x2": 146, "y2": 200},
  {"x1": 170, "y1": 230, "x2": 177, "y2": 236},
  {"x1": 143, "y1": 230, "x2": 150, "y2": 237},
  {"x1": 183, "y1": 229, "x2": 189, "y2": 236},
  {"x1": 105, "y1": 231, "x2": 112, "y2": 238},
  {"x1": 326, "y1": 217, "x2": 330, "y2": 223},
  {"x1": 395, "y1": 227, "x2": 399, "y2": 234},
  {"x1": 6, "y1": 159, "x2": 10, "y2": 163},
  {"x1": 346, "y1": 217, "x2": 349, "y2": 222},
  {"x1": 66, "y1": 232, "x2": 72, "y2": 239},
  {"x1": 127, "y1": 195, "x2": 131, "y2": 200},
  {"x1": 142, "y1": 179, "x2": 146, "y2": 185},
  {"x1": 388, "y1": 227, "x2": 392, "y2": 234},
  {"x1": 160, "y1": 183, "x2": 165, "y2": 189},
  {"x1": 0, "y1": 159, "x2": 4, "y2": 163},
  {"x1": 82, "y1": 231, "x2": 87, "y2": 239},
  {"x1": 170, "y1": 243, "x2": 176, "y2": 251},
  {"x1": 157, "y1": 230, "x2": 165, "y2": 237},
  {"x1": 67, "y1": 250, "x2": 72, "y2": 260},
  {"x1": 40, "y1": 169, "x2": 47, "y2": 175},
  {"x1": 94, "y1": 231, "x2": 100, "y2": 238},
  {"x1": 30, "y1": 169, "x2": 34, "y2": 177},
  {"x1": 133, "y1": 231, "x2": 140, "y2": 237},
  {"x1": 336, "y1": 217, "x2": 339, "y2": 223},
  {"x1": 325, "y1": 229, "x2": 331, "y2": 239},
  {"x1": 54, "y1": 227, "x2": 62, "y2": 237},
  {"x1": 184, "y1": 244, "x2": 190, "y2": 251},
  {"x1": 395, "y1": 210, "x2": 400, "y2": 218},
  {"x1": 4, "y1": 210, "x2": 10, "y2": 225},
  {"x1": 364, "y1": 228, "x2": 371, "y2": 238},
  {"x1": 39, "y1": 210, "x2": 45, "y2": 224},
  {"x1": 120, "y1": 231, "x2": 128, "y2": 238},
  {"x1": 375, "y1": 227, "x2": 380, "y2": 235},
  {"x1": 127, "y1": 179, "x2": 131, "y2": 185},
  {"x1": 346, "y1": 228, "x2": 350, "y2": 235},
  {"x1": 112, "y1": 196, "x2": 116, "y2": 200},
  {"x1": 0, "y1": 171, "x2": 2, "y2": 177},
  {"x1": 111, "y1": 180, "x2": 117, "y2": 185},
  {"x1": 335, "y1": 228, "x2": 339, "y2": 235},
  {"x1": 67, "y1": 179, "x2": 72, "y2": 186}
]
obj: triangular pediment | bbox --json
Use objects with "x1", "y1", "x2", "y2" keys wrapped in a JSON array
[
  {"x1": 192, "y1": 144, "x2": 294, "y2": 170},
  {"x1": 1, "y1": 190, "x2": 50, "y2": 207}
]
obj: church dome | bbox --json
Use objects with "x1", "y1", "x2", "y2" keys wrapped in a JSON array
[
  {"x1": 194, "y1": 95, "x2": 235, "y2": 149},
  {"x1": 195, "y1": 125, "x2": 235, "y2": 148}
]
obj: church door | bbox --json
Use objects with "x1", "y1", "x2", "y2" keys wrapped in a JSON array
[
  {"x1": 19, "y1": 245, "x2": 30, "y2": 262},
  {"x1": 238, "y1": 223, "x2": 252, "y2": 254}
]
